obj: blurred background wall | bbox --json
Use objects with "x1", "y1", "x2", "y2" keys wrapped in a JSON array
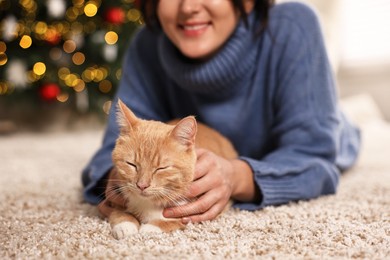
[
  {"x1": 279, "y1": 0, "x2": 390, "y2": 121},
  {"x1": 336, "y1": 0, "x2": 390, "y2": 122},
  {"x1": 1, "y1": 0, "x2": 389, "y2": 133}
]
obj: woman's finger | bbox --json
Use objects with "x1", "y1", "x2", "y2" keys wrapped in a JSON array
[
  {"x1": 187, "y1": 167, "x2": 220, "y2": 198},
  {"x1": 183, "y1": 202, "x2": 225, "y2": 224},
  {"x1": 193, "y1": 148, "x2": 210, "y2": 180},
  {"x1": 164, "y1": 188, "x2": 221, "y2": 219}
]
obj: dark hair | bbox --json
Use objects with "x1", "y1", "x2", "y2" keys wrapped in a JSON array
[{"x1": 140, "y1": 0, "x2": 275, "y2": 33}]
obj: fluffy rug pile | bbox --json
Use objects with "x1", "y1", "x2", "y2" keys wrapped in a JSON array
[{"x1": 1, "y1": 95, "x2": 389, "y2": 259}]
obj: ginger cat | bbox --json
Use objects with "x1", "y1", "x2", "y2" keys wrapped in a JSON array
[{"x1": 109, "y1": 100, "x2": 237, "y2": 239}]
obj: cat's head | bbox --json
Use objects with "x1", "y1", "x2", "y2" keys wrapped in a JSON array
[{"x1": 112, "y1": 99, "x2": 197, "y2": 207}]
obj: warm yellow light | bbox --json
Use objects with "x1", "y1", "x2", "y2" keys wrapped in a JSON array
[
  {"x1": 105, "y1": 31, "x2": 118, "y2": 45},
  {"x1": 35, "y1": 21, "x2": 48, "y2": 34},
  {"x1": 27, "y1": 71, "x2": 39, "y2": 83},
  {"x1": 99, "y1": 80, "x2": 112, "y2": 93},
  {"x1": 100, "y1": 67, "x2": 108, "y2": 79},
  {"x1": 116, "y1": 69, "x2": 122, "y2": 80},
  {"x1": 82, "y1": 68, "x2": 94, "y2": 82},
  {"x1": 55, "y1": 22, "x2": 68, "y2": 33},
  {"x1": 58, "y1": 67, "x2": 70, "y2": 80},
  {"x1": 66, "y1": 8, "x2": 78, "y2": 21},
  {"x1": 103, "y1": 100, "x2": 112, "y2": 114},
  {"x1": 20, "y1": 0, "x2": 36, "y2": 12},
  {"x1": 73, "y1": 79, "x2": 86, "y2": 92},
  {"x1": 33, "y1": 62, "x2": 46, "y2": 76},
  {"x1": 127, "y1": 9, "x2": 141, "y2": 22},
  {"x1": 20, "y1": 35, "x2": 33, "y2": 49},
  {"x1": 57, "y1": 93, "x2": 69, "y2": 103},
  {"x1": 72, "y1": 52, "x2": 85, "y2": 65},
  {"x1": 0, "y1": 42, "x2": 6, "y2": 53},
  {"x1": 45, "y1": 27, "x2": 60, "y2": 43},
  {"x1": 63, "y1": 40, "x2": 76, "y2": 53},
  {"x1": 0, "y1": 53, "x2": 7, "y2": 66},
  {"x1": 0, "y1": 82, "x2": 8, "y2": 95},
  {"x1": 93, "y1": 69, "x2": 104, "y2": 82},
  {"x1": 64, "y1": 73, "x2": 79, "y2": 87},
  {"x1": 73, "y1": 0, "x2": 85, "y2": 7},
  {"x1": 72, "y1": 6, "x2": 82, "y2": 16},
  {"x1": 84, "y1": 3, "x2": 98, "y2": 17}
]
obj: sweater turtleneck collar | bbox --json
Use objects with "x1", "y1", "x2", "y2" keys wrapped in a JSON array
[{"x1": 158, "y1": 12, "x2": 259, "y2": 99}]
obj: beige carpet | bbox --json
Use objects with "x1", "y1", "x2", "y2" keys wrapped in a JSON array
[{"x1": 1, "y1": 95, "x2": 389, "y2": 259}]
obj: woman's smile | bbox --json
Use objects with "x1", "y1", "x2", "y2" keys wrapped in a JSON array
[
  {"x1": 157, "y1": 0, "x2": 244, "y2": 59},
  {"x1": 179, "y1": 22, "x2": 211, "y2": 37}
]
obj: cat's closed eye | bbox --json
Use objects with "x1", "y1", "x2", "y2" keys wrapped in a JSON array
[
  {"x1": 154, "y1": 166, "x2": 170, "y2": 173},
  {"x1": 126, "y1": 161, "x2": 137, "y2": 170}
]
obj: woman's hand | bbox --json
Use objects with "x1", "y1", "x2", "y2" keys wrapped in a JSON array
[
  {"x1": 163, "y1": 148, "x2": 259, "y2": 223},
  {"x1": 97, "y1": 168, "x2": 127, "y2": 218}
]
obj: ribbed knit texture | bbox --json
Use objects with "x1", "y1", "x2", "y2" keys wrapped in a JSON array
[{"x1": 158, "y1": 15, "x2": 258, "y2": 98}]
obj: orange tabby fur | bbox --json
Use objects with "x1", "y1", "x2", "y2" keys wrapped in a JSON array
[{"x1": 109, "y1": 100, "x2": 237, "y2": 239}]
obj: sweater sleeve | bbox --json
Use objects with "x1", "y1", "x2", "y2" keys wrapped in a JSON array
[
  {"x1": 81, "y1": 28, "x2": 169, "y2": 205},
  {"x1": 234, "y1": 3, "x2": 360, "y2": 210}
]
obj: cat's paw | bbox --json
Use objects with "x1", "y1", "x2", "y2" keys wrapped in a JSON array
[
  {"x1": 112, "y1": 222, "x2": 138, "y2": 239},
  {"x1": 139, "y1": 224, "x2": 162, "y2": 234}
]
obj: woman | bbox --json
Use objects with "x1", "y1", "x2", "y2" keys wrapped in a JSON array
[{"x1": 82, "y1": 0, "x2": 360, "y2": 224}]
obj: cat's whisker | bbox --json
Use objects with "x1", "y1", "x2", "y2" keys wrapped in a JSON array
[
  {"x1": 105, "y1": 189, "x2": 123, "y2": 202},
  {"x1": 161, "y1": 190, "x2": 195, "y2": 217},
  {"x1": 105, "y1": 184, "x2": 133, "y2": 202},
  {"x1": 156, "y1": 188, "x2": 189, "y2": 207},
  {"x1": 95, "y1": 177, "x2": 130, "y2": 200},
  {"x1": 148, "y1": 188, "x2": 172, "y2": 205}
]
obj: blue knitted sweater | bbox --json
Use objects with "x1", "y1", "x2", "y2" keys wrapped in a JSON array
[{"x1": 82, "y1": 3, "x2": 360, "y2": 210}]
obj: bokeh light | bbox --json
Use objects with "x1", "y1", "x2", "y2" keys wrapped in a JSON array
[
  {"x1": 127, "y1": 9, "x2": 141, "y2": 22},
  {"x1": 0, "y1": 42, "x2": 7, "y2": 53},
  {"x1": 72, "y1": 52, "x2": 86, "y2": 65},
  {"x1": 0, "y1": 82, "x2": 9, "y2": 95},
  {"x1": 0, "y1": 0, "x2": 143, "y2": 113},
  {"x1": 0, "y1": 53, "x2": 7, "y2": 66},
  {"x1": 99, "y1": 79, "x2": 112, "y2": 93},
  {"x1": 33, "y1": 62, "x2": 46, "y2": 76},
  {"x1": 63, "y1": 40, "x2": 77, "y2": 53},
  {"x1": 105, "y1": 31, "x2": 118, "y2": 45},
  {"x1": 84, "y1": 2, "x2": 98, "y2": 17},
  {"x1": 57, "y1": 93, "x2": 69, "y2": 103},
  {"x1": 20, "y1": 35, "x2": 33, "y2": 49},
  {"x1": 103, "y1": 100, "x2": 112, "y2": 114},
  {"x1": 58, "y1": 67, "x2": 71, "y2": 80}
]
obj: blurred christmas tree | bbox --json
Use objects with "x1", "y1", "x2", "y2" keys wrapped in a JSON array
[{"x1": 0, "y1": 0, "x2": 141, "y2": 121}]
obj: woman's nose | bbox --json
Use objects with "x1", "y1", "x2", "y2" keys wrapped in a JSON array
[{"x1": 180, "y1": 0, "x2": 202, "y2": 15}]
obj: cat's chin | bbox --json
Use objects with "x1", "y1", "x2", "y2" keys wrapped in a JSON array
[
  {"x1": 137, "y1": 192, "x2": 155, "y2": 200},
  {"x1": 135, "y1": 191, "x2": 168, "y2": 204},
  {"x1": 142, "y1": 193, "x2": 186, "y2": 208}
]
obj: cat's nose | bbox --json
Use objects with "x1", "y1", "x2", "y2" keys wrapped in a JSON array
[{"x1": 136, "y1": 182, "x2": 150, "y2": 191}]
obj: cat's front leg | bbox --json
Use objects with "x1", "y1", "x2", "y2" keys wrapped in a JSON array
[
  {"x1": 139, "y1": 219, "x2": 185, "y2": 234},
  {"x1": 109, "y1": 210, "x2": 140, "y2": 239}
]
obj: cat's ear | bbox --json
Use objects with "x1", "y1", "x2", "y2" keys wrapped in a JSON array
[
  {"x1": 116, "y1": 99, "x2": 138, "y2": 129},
  {"x1": 171, "y1": 116, "x2": 197, "y2": 147}
]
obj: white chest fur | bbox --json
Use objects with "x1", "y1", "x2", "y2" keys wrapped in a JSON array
[{"x1": 125, "y1": 194, "x2": 166, "y2": 223}]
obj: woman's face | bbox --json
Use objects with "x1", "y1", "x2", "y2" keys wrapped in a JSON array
[{"x1": 157, "y1": 0, "x2": 254, "y2": 59}]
